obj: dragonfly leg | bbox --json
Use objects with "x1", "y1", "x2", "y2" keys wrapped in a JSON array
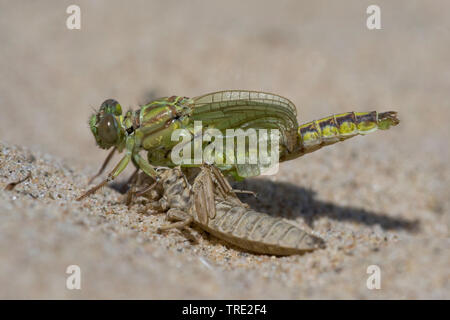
[
  {"x1": 231, "y1": 189, "x2": 257, "y2": 198},
  {"x1": 87, "y1": 147, "x2": 116, "y2": 184},
  {"x1": 206, "y1": 164, "x2": 256, "y2": 202},
  {"x1": 133, "y1": 153, "x2": 157, "y2": 178},
  {"x1": 77, "y1": 152, "x2": 131, "y2": 201},
  {"x1": 78, "y1": 137, "x2": 137, "y2": 201},
  {"x1": 135, "y1": 180, "x2": 158, "y2": 197}
]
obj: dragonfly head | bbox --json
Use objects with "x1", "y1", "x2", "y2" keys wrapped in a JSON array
[{"x1": 89, "y1": 99, "x2": 126, "y2": 150}]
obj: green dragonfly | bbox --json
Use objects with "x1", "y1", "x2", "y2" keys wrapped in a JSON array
[{"x1": 77, "y1": 90, "x2": 399, "y2": 200}]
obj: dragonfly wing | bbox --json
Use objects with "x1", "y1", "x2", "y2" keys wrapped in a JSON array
[
  {"x1": 191, "y1": 90, "x2": 298, "y2": 133},
  {"x1": 189, "y1": 91, "x2": 300, "y2": 178}
]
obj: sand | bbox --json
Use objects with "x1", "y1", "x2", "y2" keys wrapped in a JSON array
[{"x1": 0, "y1": 0, "x2": 448, "y2": 299}]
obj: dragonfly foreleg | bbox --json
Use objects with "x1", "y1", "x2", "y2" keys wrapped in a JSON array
[
  {"x1": 132, "y1": 152, "x2": 157, "y2": 178},
  {"x1": 77, "y1": 146, "x2": 132, "y2": 201},
  {"x1": 88, "y1": 147, "x2": 116, "y2": 184}
]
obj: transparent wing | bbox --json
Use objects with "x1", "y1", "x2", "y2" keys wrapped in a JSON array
[{"x1": 191, "y1": 90, "x2": 298, "y2": 132}]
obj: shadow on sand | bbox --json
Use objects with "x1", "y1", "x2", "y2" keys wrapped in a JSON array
[
  {"x1": 110, "y1": 175, "x2": 419, "y2": 232},
  {"x1": 234, "y1": 178, "x2": 419, "y2": 232}
]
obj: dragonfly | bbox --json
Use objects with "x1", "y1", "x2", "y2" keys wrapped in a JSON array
[{"x1": 77, "y1": 90, "x2": 399, "y2": 200}]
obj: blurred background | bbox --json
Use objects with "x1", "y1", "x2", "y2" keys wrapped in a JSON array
[{"x1": 0, "y1": 0, "x2": 448, "y2": 299}]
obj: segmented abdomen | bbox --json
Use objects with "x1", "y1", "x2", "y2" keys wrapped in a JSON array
[
  {"x1": 198, "y1": 200, "x2": 325, "y2": 255},
  {"x1": 290, "y1": 111, "x2": 399, "y2": 159}
]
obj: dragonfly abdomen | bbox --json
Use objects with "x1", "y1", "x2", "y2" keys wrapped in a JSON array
[{"x1": 285, "y1": 111, "x2": 399, "y2": 159}]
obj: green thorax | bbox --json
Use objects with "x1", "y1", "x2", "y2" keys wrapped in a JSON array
[{"x1": 127, "y1": 96, "x2": 193, "y2": 163}]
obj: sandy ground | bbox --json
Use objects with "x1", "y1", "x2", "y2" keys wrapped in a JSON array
[{"x1": 0, "y1": 1, "x2": 449, "y2": 299}]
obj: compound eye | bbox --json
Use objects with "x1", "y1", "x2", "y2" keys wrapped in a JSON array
[
  {"x1": 97, "y1": 114, "x2": 118, "y2": 144},
  {"x1": 100, "y1": 99, "x2": 122, "y2": 116}
]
